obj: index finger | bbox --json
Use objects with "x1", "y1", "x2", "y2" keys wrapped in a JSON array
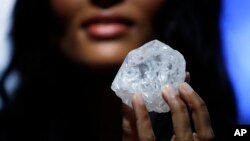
[
  {"x1": 179, "y1": 83, "x2": 214, "y2": 140},
  {"x1": 132, "y1": 94, "x2": 156, "y2": 141}
]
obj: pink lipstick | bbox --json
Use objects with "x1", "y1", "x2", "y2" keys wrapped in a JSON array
[{"x1": 83, "y1": 15, "x2": 134, "y2": 39}]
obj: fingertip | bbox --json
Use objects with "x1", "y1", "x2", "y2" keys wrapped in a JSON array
[
  {"x1": 132, "y1": 94, "x2": 137, "y2": 102},
  {"x1": 162, "y1": 84, "x2": 177, "y2": 100},
  {"x1": 161, "y1": 85, "x2": 168, "y2": 99},
  {"x1": 179, "y1": 82, "x2": 194, "y2": 94},
  {"x1": 132, "y1": 94, "x2": 144, "y2": 108},
  {"x1": 132, "y1": 94, "x2": 137, "y2": 109},
  {"x1": 185, "y1": 72, "x2": 190, "y2": 83}
]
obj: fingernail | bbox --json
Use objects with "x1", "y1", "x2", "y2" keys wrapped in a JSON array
[
  {"x1": 133, "y1": 94, "x2": 144, "y2": 105},
  {"x1": 162, "y1": 84, "x2": 177, "y2": 98},
  {"x1": 186, "y1": 71, "x2": 190, "y2": 83},
  {"x1": 180, "y1": 82, "x2": 193, "y2": 94}
]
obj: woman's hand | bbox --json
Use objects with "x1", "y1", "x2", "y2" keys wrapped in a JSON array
[
  {"x1": 122, "y1": 82, "x2": 214, "y2": 141},
  {"x1": 122, "y1": 94, "x2": 155, "y2": 141}
]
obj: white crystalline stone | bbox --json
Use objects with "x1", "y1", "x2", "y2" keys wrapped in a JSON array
[{"x1": 111, "y1": 40, "x2": 186, "y2": 113}]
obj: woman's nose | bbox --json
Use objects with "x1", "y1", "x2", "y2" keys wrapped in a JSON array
[{"x1": 91, "y1": 0, "x2": 124, "y2": 9}]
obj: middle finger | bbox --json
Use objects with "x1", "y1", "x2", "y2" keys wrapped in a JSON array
[{"x1": 162, "y1": 85, "x2": 193, "y2": 141}]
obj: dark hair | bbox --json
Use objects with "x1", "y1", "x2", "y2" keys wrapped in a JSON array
[{"x1": 0, "y1": 0, "x2": 237, "y2": 140}]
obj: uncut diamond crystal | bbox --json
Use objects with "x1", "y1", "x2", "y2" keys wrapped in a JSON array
[{"x1": 111, "y1": 40, "x2": 186, "y2": 113}]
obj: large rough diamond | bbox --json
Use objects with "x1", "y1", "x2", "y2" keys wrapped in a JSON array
[{"x1": 111, "y1": 40, "x2": 186, "y2": 113}]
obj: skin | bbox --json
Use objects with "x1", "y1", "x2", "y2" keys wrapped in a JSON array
[
  {"x1": 51, "y1": 0, "x2": 215, "y2": 140},
  {"x1": 52, "y1": 0, "x2": 164, "y2": 66},
  {"x1": 124, "y1": 82, "x2": 215, "y2": 141}
]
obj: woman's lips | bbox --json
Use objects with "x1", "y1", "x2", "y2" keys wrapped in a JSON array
[
  {"x1": 86, "y1": 23, "x2": 129, "y2": 39},
  {"x1": 83, "y1": 16, "x2": 134, "y2": 39}
]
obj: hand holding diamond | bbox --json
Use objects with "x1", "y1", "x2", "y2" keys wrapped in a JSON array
[
  {"x1": 112, "y1": 40, "x2": 214, "y2": 141},
  {"x1": 122, "y1": 82, "x2": 214, "y2": 141}
]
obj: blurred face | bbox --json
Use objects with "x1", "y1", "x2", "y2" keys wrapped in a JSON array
[{"x1": 52, "y1": 0, "x2": 165, "y2": 67}]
